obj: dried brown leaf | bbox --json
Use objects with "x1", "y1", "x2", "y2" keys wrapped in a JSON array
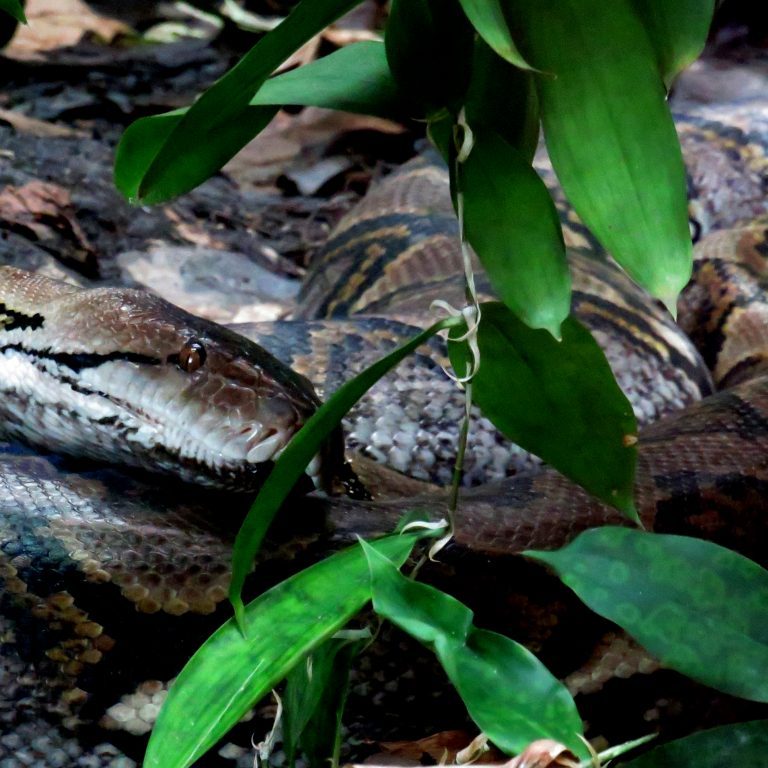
[
  {"x1": 505, "y1": 740, "x2": 580, "y2": 768},
  {"x1": 380, "y1": 730, "x2": 495, "y2": 763},
  {"x1": 0, "y1": 181, "x2": 96, "y2": 273},
  {"x1": 5, "y1": 0, "x2": 129, "y2": 60}
]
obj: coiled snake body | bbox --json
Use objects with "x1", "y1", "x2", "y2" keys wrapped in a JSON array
[{"x1": 1, "y1": 103, "x2": 768, "y2": 766}]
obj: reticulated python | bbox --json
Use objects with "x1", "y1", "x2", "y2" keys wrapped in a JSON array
[{"x1": 1, "y1": 104, "x2": 768, "y2": 765}]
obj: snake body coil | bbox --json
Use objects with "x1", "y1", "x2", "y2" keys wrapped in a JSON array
[{"x1": 0, "y1": 105, "x2": 768, "y2": 765}]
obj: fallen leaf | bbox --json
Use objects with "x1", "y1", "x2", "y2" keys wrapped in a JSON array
[
  {"x1": 380, "y1": 730, "x2": 504, "y2": 764},
  {"x1": 0, "y1": 180, "x2": 97, "y2": 275},
  {"x1": 0, "y1": 108, "x2": 87, "y2": 138},
  {"x1": 5, "y1": 0, "x2": 129, "y2": 59},
  {"x1": 505, "y1": 740, "x2": 580, "y2": 768},
  {"x1": 223, "y1": 108, "x2": 406, "y2": 190}
]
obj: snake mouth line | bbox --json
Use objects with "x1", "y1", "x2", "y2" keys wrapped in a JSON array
[{"x1": 0, "y1": 345, "x2": 322, "y2": 490}]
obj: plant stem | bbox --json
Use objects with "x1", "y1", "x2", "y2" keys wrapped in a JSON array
[{"x1": 448, "y1": 380, "x2": 472, "y2": 527}]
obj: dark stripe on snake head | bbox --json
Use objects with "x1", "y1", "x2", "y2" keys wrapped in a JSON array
[
  {"x1": 0, "y1": 344, "x2": 161, "y2": 371},
  {"x1": 0, "y1": 303, "x2": 45, "y2": 331}
]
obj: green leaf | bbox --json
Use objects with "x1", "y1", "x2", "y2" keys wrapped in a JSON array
[
  {"x1": 0, "y1": 0, "x2": 25, "y2": 24},
  {"x1": 362, "y1": 541, "x2": 587, "y2": 758},
  {"x1": 134, "y1": 0, "x2": 364, "y2": 203},
  {"x1": 441, "y1": 630, "x2": 585, "y2": 758},
  {"x1": 251, "y1": 41, "x2": 402, "y2": 117},
  {"x1": 229, "y1": 317, "x2": 460, "y2": 626},
  {"x1": 457, "y1": 0, "x2": 532, "y2": 70},
  {"x1": 385, "y1": 0, "x2": 474, "y2": 115},
  {"x1": 508, "y1": 0, "x2": 692, "y2": 312},
  {"x1": 631, "y1": 0, "x2": 716, "y2": 86},
  {"x1": 116, "y1": 41, "x2": 401, "y2": 201},
  {"x1": 464, "y1": 39, "x2": 539, "y2": 162},
  {"x1": 284, "y1": 632, "x2": 369, "y2": 768},
  {"x1": 621, "y1": 720, "x2": 768, "y2": 767},
  {"x1": 115, "y1": 105, "x2": 277, "y2": 202},
  {"x1": 527, "y1": 528, "x2": 768, "y2": 702},
  {"x1": 284, "y1": 644, "x2": 338, "y2": 767},
  {"x1": 458, "y1": 131, "x2": 570, "y2": 336},
  {"x1": 449, "y1": 302, "x2": 637, "y2": 517},
  {"x1": 368, "y1": 557, "x2": 473, "y2": 647},
  {"x1": 144, "y1": 533, "x2": 421, "y2": 768}
]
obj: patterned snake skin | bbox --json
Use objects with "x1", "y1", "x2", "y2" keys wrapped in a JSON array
[{"x1": 1, "y1": 100, "x2": 768, "y2": 765}]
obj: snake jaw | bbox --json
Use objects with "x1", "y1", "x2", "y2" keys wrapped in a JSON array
[{"x1": 245, "y1": 432, "x2": 287, "y2": 464}]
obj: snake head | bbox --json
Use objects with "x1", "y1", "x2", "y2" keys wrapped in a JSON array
[{"x1": 0, "y1": 268, "x2": 341, "y2": 491}]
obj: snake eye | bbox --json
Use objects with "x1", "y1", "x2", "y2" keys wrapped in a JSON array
[{"x1": 177, "y1": 338, "x2": 206, "y2": 373}]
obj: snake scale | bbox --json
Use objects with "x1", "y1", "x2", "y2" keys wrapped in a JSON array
[{"x1": 1, "y1": 89, "x2": 768, "y2": 764}]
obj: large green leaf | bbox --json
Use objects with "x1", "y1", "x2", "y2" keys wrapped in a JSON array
[
  {"x1": 144, "y1": 534, "x2": 422, "y2": 768},
  {"x1": 464, "y1": 39, "x2": 539, "y2": 162},
  {"x1": 0, "y1": 0, "x2": 25, "y2": 24},
  {"x1": 362, "y1": 541, "x2": 587, "y2": 759},
  {"x1": 527, "y1": 528, "x2": 768, "y2": 702},
  {"x1": 115, "y1": 105, "x2": 277, "y2": 202},
  {"x1": 229, "y1": 317, "x2": 460, "y2": 626},
  {"x1": 457, "y1": 0, "x2": 532, "y2": 70},
  {"x1": 252, "y1": 41, "x2": 401, "y2": 117},
  {"x1": 631, "y1": 0, "x2": 716, "y2": 86},
  {"x1": 457, "y1": 131, "x2": 570, "y2": 336},
  {"x1": 507, "y1": 0, "x2": 692, "y2": 312},
  {"x1": 449, "y1": 302, "x2": 637, "y2": 517},
  {"x1": 385, "y1": 0, "x2": 474, "y2": 115},
  {"x1": 134, "y1": 0, "x2": 363, "y2": 203},
  {"x1": 116, "y1": 41, "x2": 401, "y2": 201},
  {"x1": 621, "y1": 720, "x2": 768, "y2": 767}
]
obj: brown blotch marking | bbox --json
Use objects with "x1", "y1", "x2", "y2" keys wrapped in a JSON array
[
  {"x1": 61, "y1": 687, "x2": 88, "y2": 705},
  {"x1": 78, "y1": 648, "x2": 103, "y2": 664},
  {"x1": 95, "y1": 635, "x2": 116, "y2": 652},
  {"x1": 75, "y1": 621, "x2": 104, "y2": 639}
]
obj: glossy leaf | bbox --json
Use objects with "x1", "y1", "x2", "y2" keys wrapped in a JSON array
[
  {"x1": 442, "y1": 630, "x2": 585, "y2": 758},
  {"x1": 458, "y1": 130, "x2": 570, "y2": 336},
  {"x1": 622, "y1": 720, "x2": 768, "y2": 767},
  {"x1": 134, "y1": 0, "x2": 363, "y2": 203},
  {"x1": 385, "y1": 0, "x2": 474, "y2": 114},
  {"x1": 144, "y1": 534, "x2": 421, "y2": 768},
  {"x1": 527, "y1": 528, "x2": 768, "y2": 702},
  {"x1": 457, "y1": 0, "x2": 532, "y2": 70},
  {"x1": 230, "y1": 316, "x2": 460, "y2": 626},
  {"x1": 251, "y1": 41, "x2": 401, "y2": 117},
  {"x1": 449, "y1": 302, "x2": 637, "y2": 517},
  {"x1": 631, "y1": 0, "x2": 716, "y2": 86},
  {"x1": 464, "y1": 39, "x2": 540, "y2": 162},
  {"x1": 362, "y1": 541, "x2": 587, "y2": 758},
  {"x1": 115, "y1": 105, "x2": 277, "y2": 201},
  {"x1": 0, "y1": 0, "x2": 25, "y2": 23},
  {"x1": 508, "y1": 0, "x2": 692, "y2": 312},
  {"x1": 116, "y1": 41, "x2": 401, "y2": 201}
]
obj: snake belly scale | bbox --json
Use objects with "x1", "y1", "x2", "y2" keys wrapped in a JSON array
[{"x1": 0, "y1": 104, "x2": 768, "y2": 766}]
